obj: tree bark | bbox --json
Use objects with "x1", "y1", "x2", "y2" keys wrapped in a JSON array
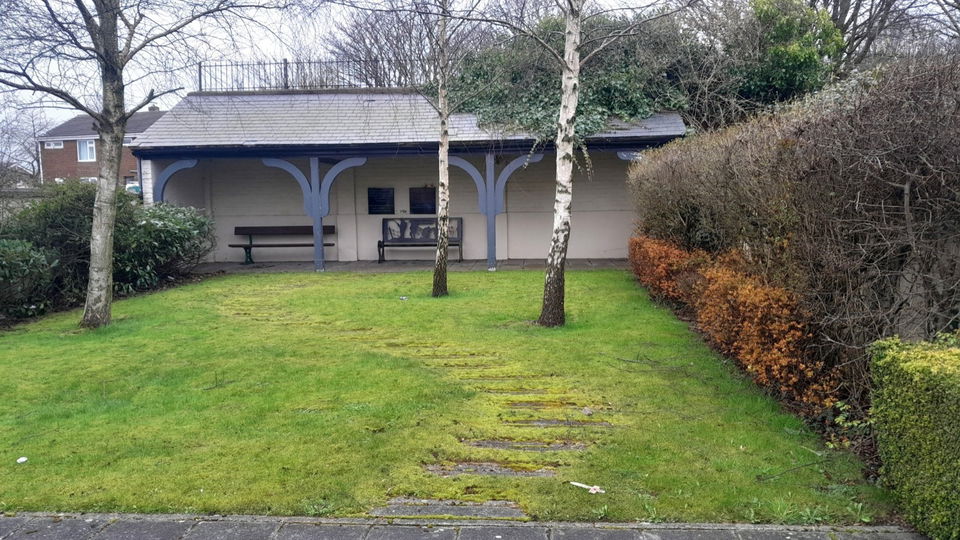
[
  {"x1": 432, "y1": 2, "x2": 451, "y2": 298},
  {"x1": 537, "y1": 0, "x2": 583, "y2": 327},
  {"x1": 80, "y1": 1, "x2": 126, "y2": 329}
]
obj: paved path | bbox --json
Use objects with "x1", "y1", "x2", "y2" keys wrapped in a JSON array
[
  {"x1": 194, "y1": 258, "x2": 628, "y2": 275},
  {"x1": 0, "y1": 514, "x2": 923, "y2": 540}
]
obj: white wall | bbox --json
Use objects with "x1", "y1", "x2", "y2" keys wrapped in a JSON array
[
  {"x1": 353, "y1": 156, "x2": 485, "y2": 261},
  {"x1": 150, "y1": 152, "x2": 635, "y2": 263},
  {"x1": 505, "y1": 152, "x2": 635, "y2": 259}
]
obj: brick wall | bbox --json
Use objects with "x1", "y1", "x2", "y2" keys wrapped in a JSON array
[{"x1": 40, "y1": 139, "x2": 139, "y2": 183}]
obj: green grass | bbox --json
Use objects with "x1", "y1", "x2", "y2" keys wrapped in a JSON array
[{"x1": 0, "y1": 270, "x2": 893, "y2": 523}]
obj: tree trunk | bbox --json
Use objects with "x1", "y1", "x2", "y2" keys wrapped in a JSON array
[
  {"x1": 537, "y1": 1, "x2": 583, "y2": 327},
  {"x1": 80, "y1": 5, "x2": 125, "y2": 329},
  {"x1": 432, "y1": 3, "x2": 451, "y2": 298}
]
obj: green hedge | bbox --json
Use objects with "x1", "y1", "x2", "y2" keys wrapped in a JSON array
[
  {"x1": 0, "y1": 239, "x2": 56, "y2": 320},
  {"x1": 872, "y1": 336, "x2": 960, "y2": 540}
]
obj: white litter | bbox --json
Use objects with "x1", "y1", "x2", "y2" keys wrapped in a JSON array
[
  {"x1": 16, "y1": 457, "x2": 27, "y2": 464},
  {"x1": 570, "y1": 481, "x2": 605, "y2": 494},
  {"x1": 399, "y1": 296, "x2": 409, "y2": 301}
]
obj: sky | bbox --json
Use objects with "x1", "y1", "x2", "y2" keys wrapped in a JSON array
[{"x1": 6, "y1": 3, "x2": 344, "y2": 128}]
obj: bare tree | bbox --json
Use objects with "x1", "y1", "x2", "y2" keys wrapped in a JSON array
[
  {"x1": 325, "y1": 1, "x2": 435, "y2": 86},
  {"x1": 808, "y1": 0, "x2": 924, "y2": 67},
  {"x1": 935, "y1": 0, "x2": 960, "y2": 38},
  {"x1": 0, "y1": 0, "x2": 273, "y2": 328}
]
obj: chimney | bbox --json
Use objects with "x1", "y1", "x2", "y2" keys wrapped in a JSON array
[{"x1": 148, "y1": 105, "x2": 160, "y2": 112}]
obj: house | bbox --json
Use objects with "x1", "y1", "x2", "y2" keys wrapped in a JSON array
[
  {"x1": 37, "y1": 107, "x2": 165, "y2": 187},
  {"x1": 0, "y1": 163, "x2": 41, "y2": 221},
  {"x1": 132, "y1": 89, "x2": 685, "y2": 269}
]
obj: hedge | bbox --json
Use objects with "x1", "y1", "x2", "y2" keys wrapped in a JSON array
[
  {"x1": 872, "y1": 336, "x2": 960, "y2": 540},
  {"x1": 629, "y1": 234, "x2": 840, "y2": 416}
]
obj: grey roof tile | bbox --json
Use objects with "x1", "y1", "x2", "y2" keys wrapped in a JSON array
[
  {"x1": 134, "y1": 90, "x2": 684, "y2": 149},
  {"x1": 41, "y1": 110, "x2": 166, "y2": 139}
]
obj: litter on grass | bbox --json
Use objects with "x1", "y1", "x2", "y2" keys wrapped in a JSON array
[{"x1": 570, "y1": 481, "x2": 605, "y2": 494}]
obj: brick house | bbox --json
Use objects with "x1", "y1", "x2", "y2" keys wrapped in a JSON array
[{"x1": 37, "y1": 107, "x2": 165, "y2": 187}]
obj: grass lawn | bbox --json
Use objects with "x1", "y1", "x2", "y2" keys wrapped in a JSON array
[{"x1": 0, "y1": 270, "x2": 893, "y2": 523}]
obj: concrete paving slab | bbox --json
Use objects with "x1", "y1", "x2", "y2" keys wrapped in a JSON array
[
  {"x1": 457, "y1": 525, "x2": 550, "y2": 540},
  {"x1": 425, "y1": 462, "x2": 556, "y2": 478},
  {"x1": 96, "y1": 519, "x2": 193, "y2": 540},
  {"x1": 641, "y1": 529, "x2": 738, "y2": 540},
  {"x1": 182, "y1": 520, "x2": 278, "y2": 539},
  {"x1": 552, "y1": 529, "x2": 647, "y2": 540},
  {"x1": 370, "y1": 499, "x2": 526, "y2": 519},
  {"x1": 0, "y1": 517, "x2": 32, "y2": 539},
  {"x1": 366, "y1": 525, "x2": 458, "y2": 540},
  {"x1": 0, "y1": 517, "x2": 31, "y2": 539},
  {"x1": 6, "y1": 517, "x2": 103, "y2": 540},
  {"x1": 275, "y1": 523, "x2": 369, "y2": 540}
]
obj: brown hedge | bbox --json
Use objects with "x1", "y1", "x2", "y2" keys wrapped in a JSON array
[
  {"x1": 630, "y1": 235, "x2": 840, "y2": 415},
  {"x1": 628, "y1": 55, "x2": 960, "y2": 412}
]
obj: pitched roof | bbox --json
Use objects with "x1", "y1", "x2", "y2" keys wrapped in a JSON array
[
  {"x1": 40, "y1": 110, "x2": 166, "y2": 139},
  {"x1": 133, "y1": 90, "x2": 685, "y2": 151}
]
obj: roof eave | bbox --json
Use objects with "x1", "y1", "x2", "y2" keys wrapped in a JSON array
[{"x1": 132, "y1": 134, "x2": 683, "y2": 160}]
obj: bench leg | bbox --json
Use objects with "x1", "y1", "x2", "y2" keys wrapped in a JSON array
[
  {"x1": 459, "y1": 244, "x2": 463, "y2": 263},
  {"x1": 377, "y1": 240, "x2": 385, "y2": 264},
  {"x1": 243, "y1": 246, "x2": 254, "y2": 265}
]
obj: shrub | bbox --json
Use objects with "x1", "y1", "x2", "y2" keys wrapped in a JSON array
[
  {"x1": 627, "y1": 236, "x2": 706, "y2": 304},
  {"x1": 696, "y1": 263, "x2": 840, "y2": 412},
  {"x1": 6, "y1": 182, "x2": 214, "y2": 312},
  {"x1": 628, "y1": 234, "x2": 841, "y2": 415},
  {"x1": 872, "y1": 336, "x2": 960, "y2": 540},
  {"x1": 113, "y1": 204, "x2": 216, "y2": 294},
  {"x1": 7, "y1": 181, "x2": 139, "y2": 305},
  {"x1": 0, "y1": 239, "x2": 56, "y2": 320}
]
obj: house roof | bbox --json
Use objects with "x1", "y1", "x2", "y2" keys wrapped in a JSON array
[
  {"x1": 133, "y1": 90, "x2": 685, "y2": 154},
  {"x1": 40, "y1": 110, "x2": 166, "y2": 140}
]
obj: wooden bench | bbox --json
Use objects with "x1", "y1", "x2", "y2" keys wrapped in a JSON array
[
  {"x1": 229, "y1": 225, "x2": 335, "y2": 264},
  {"x1": 378, "y1": 217, "x2": 463, "y2": 263}
]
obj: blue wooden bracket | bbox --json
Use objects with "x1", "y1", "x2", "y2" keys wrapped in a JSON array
[
  {"x1": 449, "y1": 156, "x2": 487, "y2": 216},
  {"x1": 262, "y1": 158, "x2": 314, "y2": 216},
  {"x1": 494, "y1": 154, "x2": 543, "y2": 215},
  {"x1": 153, "y1": 159, "x2": 198, "y2": 203},
  {"x1": 318, "y1": 157, "x2": 367, "y2": 218}
]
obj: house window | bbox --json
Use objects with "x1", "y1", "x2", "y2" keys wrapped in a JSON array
[
  {"x1": 367, "y1": 187, "x2": 395, "y2": 214},
  {"x1": 44, "y1": 141, "x2": 63, "y2": 149},
  {"x1": 409, "y1": 186, "x2": 437, "y2": 214},
  {"x1": 77, "y1": 139, "x2": 96, "y2": 162}
]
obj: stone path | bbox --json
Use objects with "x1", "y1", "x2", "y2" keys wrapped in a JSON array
[{"x1": 0, "y1": 513, "x2": 924, "y2": 540}]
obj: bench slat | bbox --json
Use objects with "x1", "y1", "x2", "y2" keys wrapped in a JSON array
[
  {"x1": 228, "y1": 243, "x2": 334, "y2": 248},
  {"x1": 234, "y1": 225, "x2": 335, "y2": 236}
]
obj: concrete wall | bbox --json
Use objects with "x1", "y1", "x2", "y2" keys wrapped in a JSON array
[
  {"x1": 144, "y1": 152, "x2": 634, "y2": 263},
  {"x1": 505, "y1": 153, "x2": 635, "y2": 259}
]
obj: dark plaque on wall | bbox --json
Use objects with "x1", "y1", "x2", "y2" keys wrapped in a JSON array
[
  {"x1": 368, "y1": 187, "x2": 395, "y2": 214},
  {"x1": 409, "y1": 186, "x2": 437, "y2": 215}
]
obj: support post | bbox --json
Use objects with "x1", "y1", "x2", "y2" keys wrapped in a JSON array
[
  {"x1": 310, "y1": 158, "x2": 325, "y2": 271},
  {"x1": 484, "y1": 153, "x2": 497, "y2": 271}
]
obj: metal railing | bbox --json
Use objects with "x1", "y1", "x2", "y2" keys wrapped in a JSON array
[{"x1": 196, "y1": 59, "x2": 426, "y2": 92}]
